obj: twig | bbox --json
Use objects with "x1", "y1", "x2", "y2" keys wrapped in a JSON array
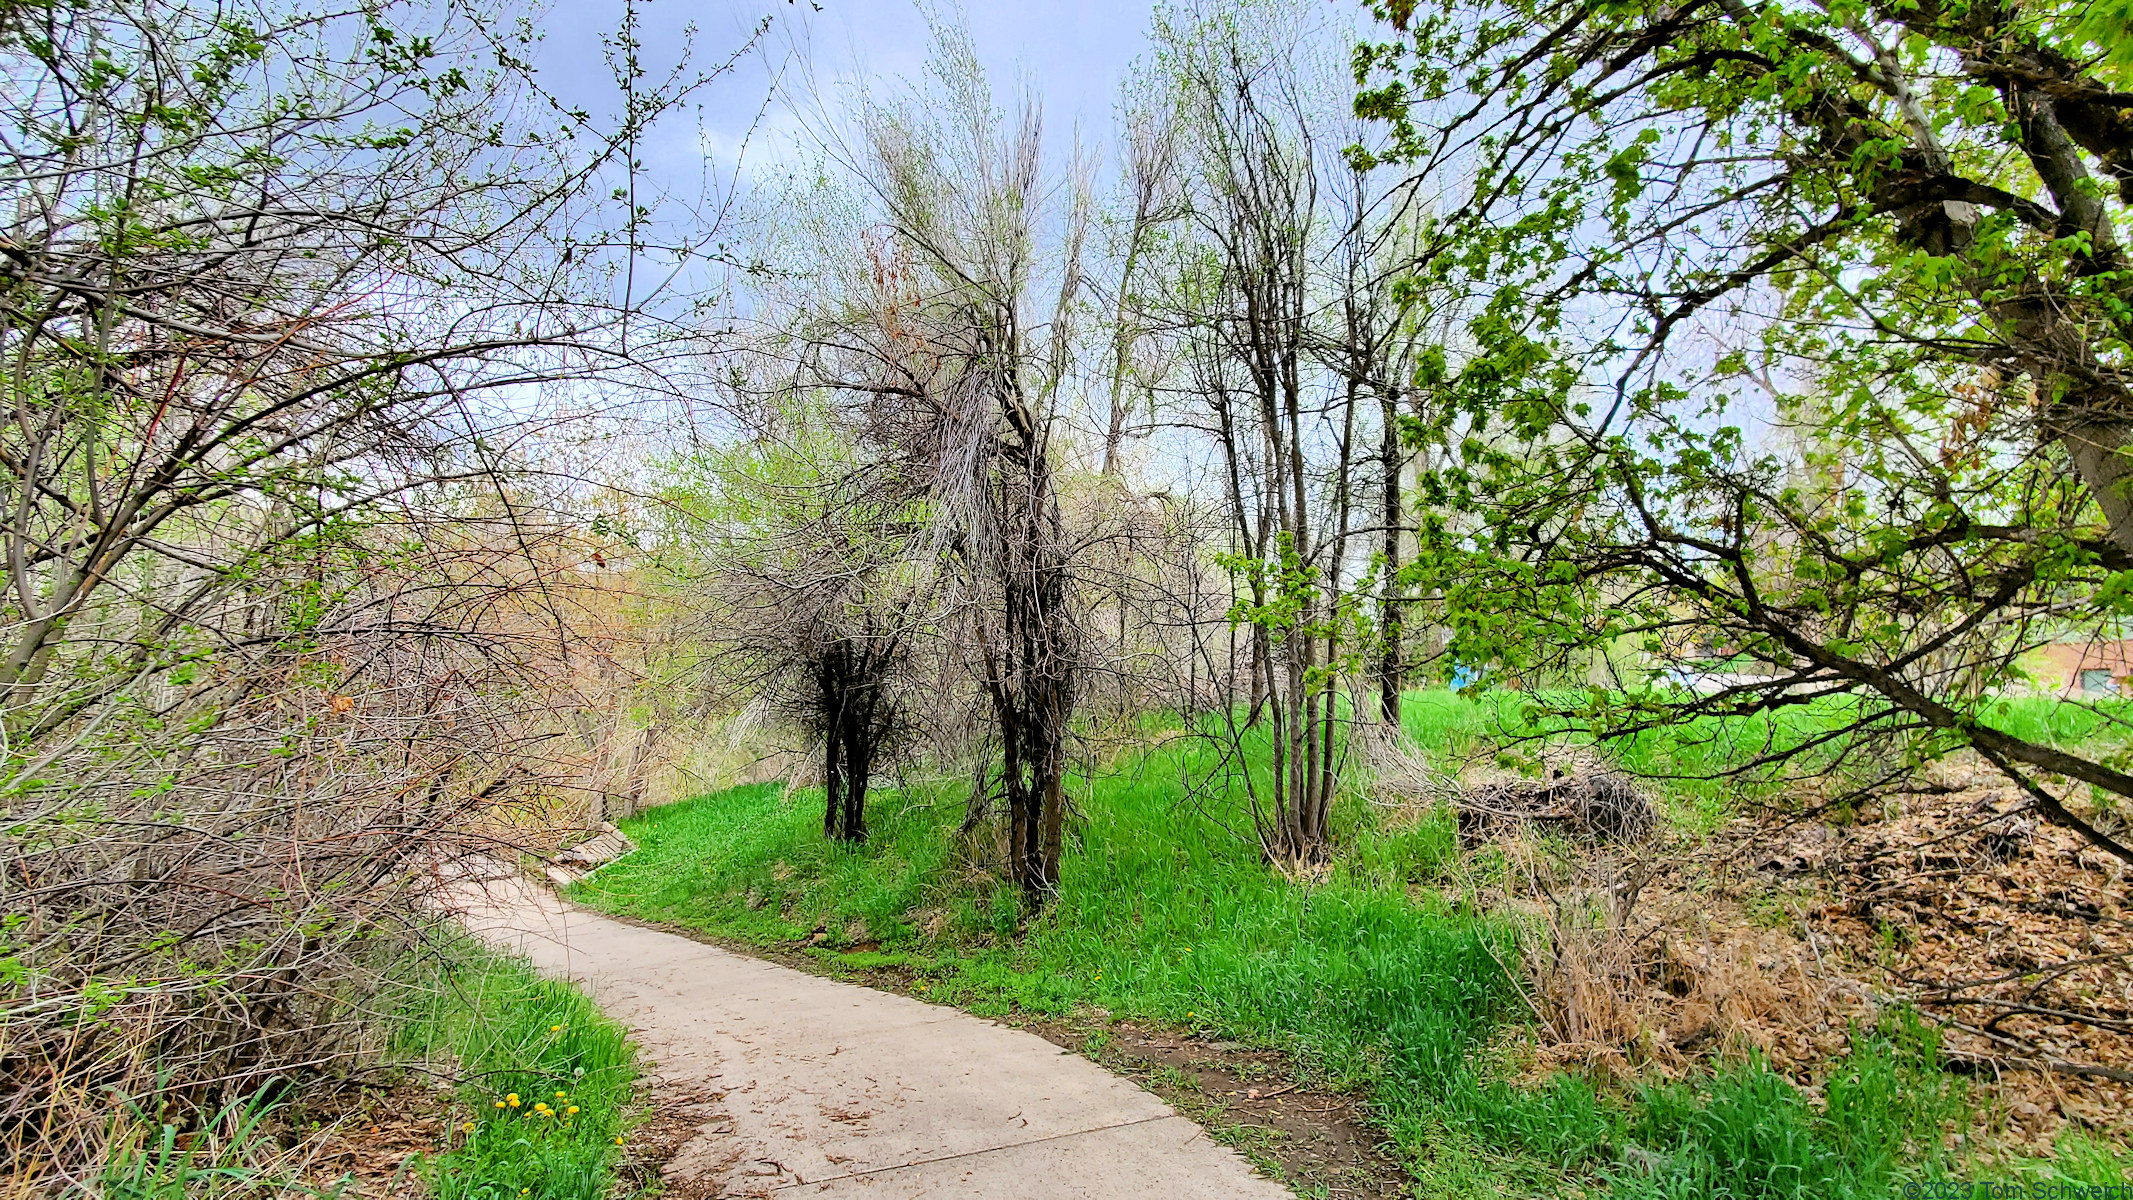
[
  {"x1": 1930, "y1": 996, "x2": 2133, "y2": 1037},
  {"x1": 1925, "y1": 1014, "x2": 2133, "y2": 1083},
  {"x1": 1904, "y1": 950, "x2": 2133, "y2": 996},
  {"x1": 1480, "y1": 933, "x2": 1564, "y2": 1043}
]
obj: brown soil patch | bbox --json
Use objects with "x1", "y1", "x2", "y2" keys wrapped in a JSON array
[{"x1": 619, "y1": 1077, "x2": 737, "y2": 1200}]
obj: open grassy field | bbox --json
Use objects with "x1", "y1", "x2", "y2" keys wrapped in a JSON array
[{"x1": 568, "y1": 690, "x2": 2130, "y2": 1196}]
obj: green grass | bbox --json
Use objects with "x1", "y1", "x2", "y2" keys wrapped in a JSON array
[
  {"x1": 95, "y1": 1089, "x2": 292, "y2": 1199},
  {"x1": 1402, "y1": 687, "x2": 2133, "y2": 835},
  {"x1": 569, "y1": 693, "x2": 2009, "y2": 1196},
  {"x1": 2024, "y1": 1129, "x2": 2133, "y2": 1185},
  {"x1": 1607, "y1": 1018, "x2": 1964, "y2": 1199},
  {"x1": 88, "y1": 938, "x2": 640, "y2": 1200},
  {"x1": 393, "y1": 940, "x2": 638, "y2": 1200}
]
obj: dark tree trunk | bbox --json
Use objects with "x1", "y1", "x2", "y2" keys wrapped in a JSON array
[
  {"x1": 998, "y1": 586, "x2": 1072, "y2": 895},
  {"x1": 822, "y1": 712, "x2": 845, "y2": 840},
  {"x1": 982, "y1": 447, "x2": 1075, "y2": 900},
  {"x1": 1379, "y1": 386, "x2": 1403, "y2": 727},
  {"x1": 841, "y1": 712, "x2": 870, "y2": 842},
  {"x1": 820, "y1": 654, "x2": 874, "y2": 843},
  {"x1": 1245, "y1": 628, "x2": 1267, "y2": 728}
]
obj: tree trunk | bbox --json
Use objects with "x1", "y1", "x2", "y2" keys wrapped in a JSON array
[
  {"x1": 841, "y1": 714, "x2": 870, "y2": 843},
  {"x1": 989, "y1": 469, "x2": 1075, "y2": 900},
  {"x1": 2057, "y1": 417, "x2": 2133, "y2": 558},
  {"x1": 823, "y1": 718, "x2": 845, "y2": 840},
  {"x1": 1186, "y1": 561, "x2": 1201, "y2": 727},
  {"x1": 1379, "y1": 387, "x2": 1404, "y2": 726},
  {"x1": 1246, "y1": 628, "x2": 1267, "y2": 728},
  {"x1": 1001, "y1": 564, "x2": 1073, "y2": 896}
]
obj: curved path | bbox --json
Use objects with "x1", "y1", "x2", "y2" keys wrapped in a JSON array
[{"x1": 450, "y1": 871, "x2": 1292, "y2": 1199}]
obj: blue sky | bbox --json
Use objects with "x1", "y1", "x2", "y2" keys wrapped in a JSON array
[{"x1": 527, "y1": 0, "x2": 1163, "y2": 203}]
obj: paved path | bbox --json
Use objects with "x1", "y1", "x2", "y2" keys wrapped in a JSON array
[{"x1": 450, "y1": 872, "x2": 1292, "y2": 1199}]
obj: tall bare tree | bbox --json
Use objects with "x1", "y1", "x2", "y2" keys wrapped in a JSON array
[
  {"x1": 684, "y1": 430, "x2": 931, "y2": 845},
  {"x1": 791, "y1": 29, "x2": 1092, "y2": 898},
  {"x1": 1322, "y1": 161, "x2": 1447, "y2": 728}
]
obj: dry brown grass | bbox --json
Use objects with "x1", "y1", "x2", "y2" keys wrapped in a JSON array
[{"x1": 1358, "y1": 738, "x2": 2133, "y2": 1151}]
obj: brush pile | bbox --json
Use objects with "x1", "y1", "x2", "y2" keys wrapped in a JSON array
[{"x1": 1459, "y1": 767, "x2": 1658, "y2": 844}]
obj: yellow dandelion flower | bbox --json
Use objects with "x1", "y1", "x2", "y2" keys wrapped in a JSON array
[
  {"x1": 506, "y1": 1093, "x2": 520, "y2": 1108},
  {"x1": 550, "y1": 1024, "x2": 562, "y2": 1033},
  {"x1": 566, "y1": 1106, "x2": 580, "y2": 1115},
  {"x1": 555, "y1": 1091, "x2": 567, "y2": 1099},
  {"x1": 461, "y1": 1121, "x2": 477, "y2": 1133},
  {"x1": 494, "y1": 1100, "x2": 506, "y2": 1109},
  {"x1": 613, "y1": 1136, "x2": 626, "y2": 1146}
]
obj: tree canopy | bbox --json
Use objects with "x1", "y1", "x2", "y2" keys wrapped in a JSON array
[{"x1": 1355, "y1": 0, "x2": 2133, "y2": 859}]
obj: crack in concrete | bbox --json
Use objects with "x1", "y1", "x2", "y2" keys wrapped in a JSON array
[{"x1": 768, "y1": 1114, "x2": 1179, "y2": 1191}]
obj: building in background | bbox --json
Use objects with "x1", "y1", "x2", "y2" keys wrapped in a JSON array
[{"x1": 2029, "y1": 639, "x2": 2133, "y2": 697}]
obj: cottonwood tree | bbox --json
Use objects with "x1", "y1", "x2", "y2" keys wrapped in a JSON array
[
  {"x1": 0, "y1": 0, "x2": 755, "y2": 1166},
  {"x1": 1357, "y1": 0, "x2": 2133, "y2": 858},
  {"x1": 742, "y1": 560, "x2": 923, "y2": 844},
  {"x1": 793, "y1": 30, "x2": 1091, "y2": 897}
]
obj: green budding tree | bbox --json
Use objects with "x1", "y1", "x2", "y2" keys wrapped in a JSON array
[{"x1": 1356, "y1": 0, "x2": 2133, "y2": 859}]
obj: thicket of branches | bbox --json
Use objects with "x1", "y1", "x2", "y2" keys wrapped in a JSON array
[
  {"x1": 0, "y1": 0, "x2": 752, "y2": 1178},
  {"x1": 665, "y1": 1, "x2": 1479, "y2": 879},
  {"x1": 671, "y1": 0, "x2": 2133, "y2": 892}
]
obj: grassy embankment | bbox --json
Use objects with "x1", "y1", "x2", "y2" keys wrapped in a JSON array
[
  {"x1": 570, "y1": 689, "x2": 2129, "y2": 1197},
  {"x1": 94, "y1": 943, "x2": 638, "y2": 1200}
]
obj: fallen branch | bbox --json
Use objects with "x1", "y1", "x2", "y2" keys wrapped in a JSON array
[
  {"x1": 1931, "y1": 996, "x2": 2133, "y2": 1037},
  {"x1": 1927, "y1": 1015, "x2": 2133, "y2": 1084}
]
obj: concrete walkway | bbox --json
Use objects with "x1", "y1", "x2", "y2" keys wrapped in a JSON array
[{"x1": 450, "y1": 872, "x2": 1292, "y2": 1199}]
